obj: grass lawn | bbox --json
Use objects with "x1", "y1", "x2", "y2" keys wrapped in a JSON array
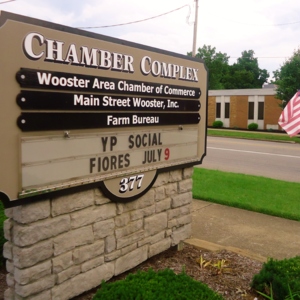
[
  {"x1": 193, "y1": 168, "x2": 300, "y2": 222},
  {"x1": 208, "y1": 129, "x2": 300, "y2": 143}
]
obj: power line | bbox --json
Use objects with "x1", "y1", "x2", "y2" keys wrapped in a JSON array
[
  {"x1": 0, "y1": 0, "x2": 16, "y2": 4},
  {"x1": 76, "y1": 5, "x2": 300, "y2": 30},
  {"x1": 77, "y1": 5, "x2": 190, "y2": 29}
]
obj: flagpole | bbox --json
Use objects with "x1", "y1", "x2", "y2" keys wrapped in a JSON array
[{"x1": 192, "y1": 0, "x2": 199, "y2": 57}]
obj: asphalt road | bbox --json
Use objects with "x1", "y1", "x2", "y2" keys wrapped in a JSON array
[{"x1": 196, "y1": 136, "x2": 300, "y2": 183}]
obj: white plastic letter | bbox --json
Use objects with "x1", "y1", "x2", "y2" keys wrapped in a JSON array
[
  {"x1": 140, "y1": 56, "x2": 151, "y2": 75},
  {"x1": 23, "y1": 33, "x2": 44, "y2": 60}
]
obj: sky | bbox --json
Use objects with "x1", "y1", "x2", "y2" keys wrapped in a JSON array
[{"x1": 1, "y1": 0, "x2": 300, "y2": 82}]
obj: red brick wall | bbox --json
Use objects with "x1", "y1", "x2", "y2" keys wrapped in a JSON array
[
  {"x1": 207, "y1": 92, "x2": 282, "y2": 130},
  {"x1": 229, "y1": 96, "x2": 248, "y2": 129},
  {"x1": 207, "y1": 96, "x2": 216, "y2": 126},
  {"x1": 264, "y1": 96, "x2": 282, "y2": 129}
]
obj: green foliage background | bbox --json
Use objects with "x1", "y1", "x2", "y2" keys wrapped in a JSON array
[
  {"x1": 188, "y1": 45, "x2": 269, "y2": 90},
  {"x1": 274, "y1": 48, "x2": 300, "y2": 104}
]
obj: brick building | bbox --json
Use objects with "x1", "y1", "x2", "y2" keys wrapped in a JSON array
[{"x1": 208, "y1": 88, "x2": 282, "y2": 130}]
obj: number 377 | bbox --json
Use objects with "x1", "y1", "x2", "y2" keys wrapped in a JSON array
[{"x1": 119, "y1": 174, "x2": 144, "y2": 193}]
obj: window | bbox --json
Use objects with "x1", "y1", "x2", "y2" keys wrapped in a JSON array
[
  {"x1": 225, "y1": 102, "x2": 230, "y2": 118},
  {"x1": 248, "y1": 102, "x2": 254, "y2": 119},
  {"x1": 216, "y1": 103, "x2": 221, "y2": 118},
  {"x1": 258, "y1": 102, "x2": 264, "y2": 120}
]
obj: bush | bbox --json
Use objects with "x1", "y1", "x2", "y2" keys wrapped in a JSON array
[
  {"x1": 212, "y1": 120, "x2": 223, "y2": 128},
  {"x1": 251, "y1": 256, "x2": 300, "y2": 300},
  {"x1": 93, "y1": 268, "x2": 224, "y2": 300},
  {"x1": 248, "y1": 123, "x2": 258, "y2": 130}
]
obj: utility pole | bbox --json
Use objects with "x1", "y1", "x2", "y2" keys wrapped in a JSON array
[{"x1": 192, "y1": 0, "x2": 199, "y2": 57}]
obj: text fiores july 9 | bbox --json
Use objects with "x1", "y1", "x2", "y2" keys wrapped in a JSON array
[{"x1": 89, "y1": 133, "x2": 170, "y2": 174}]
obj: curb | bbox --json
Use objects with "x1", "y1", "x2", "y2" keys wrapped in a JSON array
[{"x1": 184, "y1": 238, "x2": 267, "y2": 263}]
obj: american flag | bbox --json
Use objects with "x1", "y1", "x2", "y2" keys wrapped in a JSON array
[{"x1": 278, "y1": 91, "x2": 300, "y2": 137}]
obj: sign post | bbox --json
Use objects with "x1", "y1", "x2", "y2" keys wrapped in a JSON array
[{"x1": 0, "y1": 11, "x2": 207, "y2": 207}]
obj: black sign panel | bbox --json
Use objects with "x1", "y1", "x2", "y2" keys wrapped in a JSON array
[
  {"x1": 17, "y1": 112, "x2": 200, "y2": 131},
  {"x1": 16, "y1": 69, "x2": 201, "y2": 99},
  {"x1": 17, "y1": 91, "x2": 200, "y2": 111}
]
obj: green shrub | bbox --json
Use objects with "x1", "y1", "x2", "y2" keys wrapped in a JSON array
[
  {"x1": 251, "y1": 256, "x2": 300, "y2": 300},
  {"x1": 0, "y1": 201, "x2": 7, "y2": 266},
  {"x1": 93, "y1": 268, "x2": 224, "y2": 300},
  {"x1": 212, "y1": 120, "x2": 223, "y2": 128},
  {"x1": 248, "y1": 122, "x2": 258, "y2": 130}
]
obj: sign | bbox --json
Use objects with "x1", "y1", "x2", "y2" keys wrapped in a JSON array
[
  {"x1": 0, "y1": 11, "x2": 207, "y2": 207},
  {"x1": 17, "y1": 91, "x2": 201, "y2": 111}
]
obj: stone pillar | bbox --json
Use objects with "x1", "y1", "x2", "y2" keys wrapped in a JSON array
[{"x1": 3, "y1": 167, "x2": 193, "y2": 300}]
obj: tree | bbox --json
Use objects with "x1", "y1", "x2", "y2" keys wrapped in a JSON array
[
  {"x1": 188, "y1": 45, "x2": 230, "y2": 89},
  {"x1": 223, "y1": 50, "x2": 269, "y2": 89},
  {"x1": 273, "y1": 48, "x2": 300, "y2": 105},
  {"x1": 223, "y1": 68, "x2": 255, "y2": 89},
  {"x1": 188, "y1": 47, "x2": 269, "y2": 90}
]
